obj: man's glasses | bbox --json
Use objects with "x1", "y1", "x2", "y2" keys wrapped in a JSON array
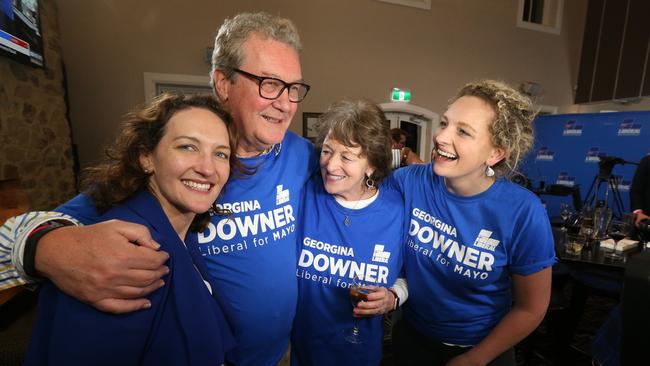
[{"x1": 233, "y1": 68, "x2": 310, "y2": 103}]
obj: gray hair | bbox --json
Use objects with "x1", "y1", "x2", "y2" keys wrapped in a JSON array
[{"x1": 209, "y1": 12, "x2": 302, "y2": 92}]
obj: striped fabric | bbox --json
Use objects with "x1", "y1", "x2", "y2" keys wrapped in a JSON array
[
  {"x1": 392, "y1": 148, "x2": 402, "y2": 169},
  {"x1": 0, "y1": 211, "x2": 79, "y2": 290}
]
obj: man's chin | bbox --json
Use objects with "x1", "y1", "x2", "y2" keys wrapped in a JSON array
[{"x1": 264, "y1": 130, "x2": 288, "y2": 145}]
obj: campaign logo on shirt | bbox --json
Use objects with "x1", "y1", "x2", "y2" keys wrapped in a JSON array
[
  {"x1": 563, "y1": 120, "x2": 583, "y2": 136},
  {"x1": 585, "y1": 147, "x2": 605, "y2": 163},
  {"x1": 372, "y1": 244, "x2": 391, "y2": 263},
  {"x1": 197, "y1": 191, "x2": 297, "y2": 255},
  {"x1": 555, "y1": 172, "x2": 576, "y2": 187},
  {"x1": 617, "y1": 119, "x2": 641, "y2": 136},
  {"x1": 297, "y1": 236, "x2": 391, "y2": 288},
  {"x1": 407, "y1": 208, "x2": 494, "y2": 281},
  {"x1": 276, "y1": 185, "x2": 289, "y2": 205},
  {"x1": 535, "y1": 146, "x2": 555, "y2": 162},
  {"x1": 473, "y1": 230, "x2": 500, "y2": 252}
]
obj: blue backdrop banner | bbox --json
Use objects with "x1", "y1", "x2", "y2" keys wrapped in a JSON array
[{"x1": 520, "y1": 111, "x2": 650, "y2": 219}]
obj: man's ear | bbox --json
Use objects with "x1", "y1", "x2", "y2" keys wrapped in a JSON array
[{"x1": 213, "y1": 69, "x2": 230, "y2": 102}]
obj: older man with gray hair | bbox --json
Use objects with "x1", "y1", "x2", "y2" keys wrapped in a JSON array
[{"x1": 0, "y1": 12, "x2": 317, "y2": 366}]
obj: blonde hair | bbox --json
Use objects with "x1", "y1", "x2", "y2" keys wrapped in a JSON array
[{"x1": 451, "y1": 80, "x2": 537, "y2": 177}]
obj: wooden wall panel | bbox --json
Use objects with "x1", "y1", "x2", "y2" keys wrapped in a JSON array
[
  {"x1": 614, "y1": 0, "x2": 650, "y2": 99},
  {"x1": 591, "y1": 0, "x2": 627, "y2": 102},
  {"x1": 575, "y1": 0, "x2": 605, "y2": 103}
]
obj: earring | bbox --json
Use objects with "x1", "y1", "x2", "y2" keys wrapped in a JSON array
[
  {"x1": 365, "y1": 176, "x2": 375, "y2": 189},
  {"x1": 485, "y1": 165, "x2": 495, "y2": 177}
]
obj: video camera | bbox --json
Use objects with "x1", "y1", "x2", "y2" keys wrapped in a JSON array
[{"x1": 598, "y1": 156, "x2": 628, "y2": 180}]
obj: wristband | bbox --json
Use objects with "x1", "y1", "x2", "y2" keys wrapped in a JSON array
[
  {"x1": 633, "y1": 209, "x2": 644, "y2": 215},
  {"x1": 24, "y1": 221, "x2": 66, "y2": 278},
  {"x1": 387, "y1": 287, "x2": 400, "y2": 311}
]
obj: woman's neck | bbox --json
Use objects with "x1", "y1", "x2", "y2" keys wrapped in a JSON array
[
  {"x1": 165, "y1": 211, "x2": 194, "y2": 240},
  {"x1": 335, "y1": 187, "x2": 377, "y2": 202},
  {"x1": 444, "y1": 175, "x2": 496, "y2": 197}
]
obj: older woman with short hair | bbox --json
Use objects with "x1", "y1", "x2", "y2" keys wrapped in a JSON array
[{"x1": 291, "y1": 100, "x2": 404, "y2": 366}]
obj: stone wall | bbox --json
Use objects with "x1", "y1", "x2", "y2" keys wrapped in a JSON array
[{"x1": 0, "y1": 0, "x2": 76, "y2": 210}]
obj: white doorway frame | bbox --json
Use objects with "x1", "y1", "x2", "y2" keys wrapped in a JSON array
[{"x1": 379, "y1": 102, "x2": 439, "y2": 162}]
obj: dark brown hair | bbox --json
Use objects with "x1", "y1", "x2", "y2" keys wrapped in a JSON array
[
  {"x1": 316, "y1": 99, "x2": 392, "y2": 186},
  {"x1": 82, "y1": 93, "x2": 245, "y2": 231},
  {"x1": 390, "y1": 128, "x2": 407, "y2": 144}
]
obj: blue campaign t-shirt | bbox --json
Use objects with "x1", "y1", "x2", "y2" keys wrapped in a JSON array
[
  {"x1": 55, "y1": 131, "x2": 318, "y2": 366},
  {"x1": 390, "y1": 164, "x2": 555, "y2": 346},
  {"x1": 291, "y1": 175, "x2": 404, "y2": 366},
  {"x1": 191, "y1": 131, "x2": 318, "y2": 366}
]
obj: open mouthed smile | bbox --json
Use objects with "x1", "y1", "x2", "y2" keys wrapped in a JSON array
[
  {"x1": 182, "y1": 180, "x2": 212, "y2": 192},
  {"x1": 436, "y1": 148, "x2": 458, "y2": 160},
  {"x1": 325, "y1": 172, "x2": 346, "y2": 182},
  {"x1": 262, "y1": 114, "x2": 282, "y2": 123}
]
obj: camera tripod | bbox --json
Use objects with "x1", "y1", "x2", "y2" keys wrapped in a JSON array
[
  {"x1": 583, "y1": 156, "x2": 638, "y2": 220},
  {"x1": 583, "y1": 174, "x2": 625, "y2": 219}
]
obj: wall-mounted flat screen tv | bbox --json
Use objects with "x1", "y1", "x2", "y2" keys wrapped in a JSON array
[{"x1": 0, "y1": 0, "x2": 43, "y2": 67}]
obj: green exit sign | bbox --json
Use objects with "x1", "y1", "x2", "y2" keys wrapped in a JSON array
[{"x1": 391, "y1": 88, "x2": 411, "y2": 102}]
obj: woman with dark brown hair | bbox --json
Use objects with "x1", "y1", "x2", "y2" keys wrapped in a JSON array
[{"x1": 26, "y1": 93, "x2": 238, "y2": 366}]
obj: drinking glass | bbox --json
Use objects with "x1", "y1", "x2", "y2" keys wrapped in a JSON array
[
  {"x1": 559, "y1": 203, "x2": 571, "y2": 232},
  {"x1": 578, "y1": 209, "x2": 595, "y2": 239},
  {"x1": 605, "y1": 219, "x2": 633, "y2": 260},
  {"x1": 344, "y1": 275, "x2": 376, "y2": 344},
  {"x1": 565, "y1": 234, "x2": 585, "y2": 257}
]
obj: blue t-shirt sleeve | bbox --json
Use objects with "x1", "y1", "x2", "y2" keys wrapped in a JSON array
[
  {"x1": 384, "y1": 172, "x2": 400, "y2": 192},
  {"x1": 55, "y1": 193, "x2": 101, "y2": 226},
  {"x1": 384, "y1": 165, "x2": 413, "y2": 195},
  {"x1": 508, "y1": 198, "x2": 556, "y2": 275}
]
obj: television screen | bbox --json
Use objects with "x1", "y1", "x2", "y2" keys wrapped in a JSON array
[{"x1": 0, "y1": 0, "x2": 43, "y2": 67}]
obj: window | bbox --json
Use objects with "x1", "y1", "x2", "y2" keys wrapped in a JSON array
[
  {"x1": 517, "y1": 0, "x2": 564, "y2": 35},
  {"x1": 143, "y1": 73, "x2": 211, "y2": 101},
  {"x1": 376, "y1": 0, "x2": 431, "y2": 10}
]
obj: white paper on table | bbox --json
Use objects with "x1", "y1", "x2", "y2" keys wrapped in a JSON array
[
  {"x1": 615, "y1": 238, "x2": 639, "y2": 251},
  {"x1": 600, "y1": 238, "x2": 638, "y2": 251},
  {"x1": 600, "y1": 239, "x2": 616, "y2": 250}
]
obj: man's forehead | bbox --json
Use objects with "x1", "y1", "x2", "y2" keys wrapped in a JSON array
[{"x1": 240, "y1": 35, "x2": 303, "y2": 81}]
